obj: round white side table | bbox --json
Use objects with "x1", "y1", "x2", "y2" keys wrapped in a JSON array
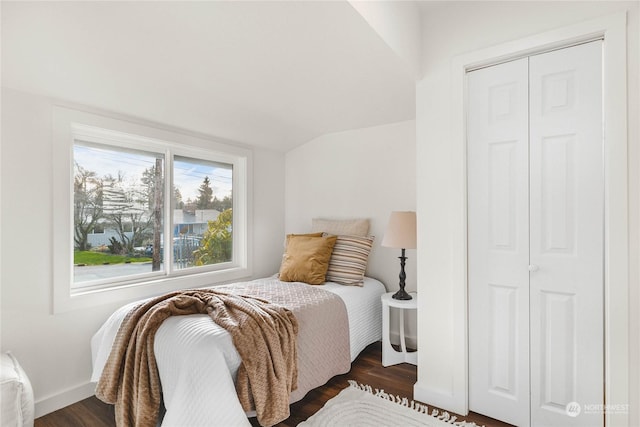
[{"x1": 381, "y1": 292, "x2": 418, "y2": 367}]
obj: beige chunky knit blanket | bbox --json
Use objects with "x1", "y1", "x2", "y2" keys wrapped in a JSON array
[{"x1": 95, "y1": 289, "x2": 298, "y2": 427}]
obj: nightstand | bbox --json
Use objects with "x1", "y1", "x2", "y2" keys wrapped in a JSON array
[{"x1": 381, "y1": 292, "x2": 417, "y2": 367}]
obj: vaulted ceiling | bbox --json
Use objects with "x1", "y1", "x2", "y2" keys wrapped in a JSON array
[{"x1": 1, "y1": 1, "x2": 416, "y2": 152}]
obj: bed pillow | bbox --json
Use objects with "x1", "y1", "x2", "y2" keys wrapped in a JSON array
[
  {"x1": 279, "y1": 235, "x2": 338, "y2": 285},
  {"x1": 325, "y1": 234, "x2": 374, "y2": 286},
  {"x1": 311, "y1": 218, "x2": 370, "y2": 237},
  {"x1": 282, "y1": 232, "x2": 324, "y2": 248}
]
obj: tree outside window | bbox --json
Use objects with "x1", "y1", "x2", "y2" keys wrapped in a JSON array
[{"x1": 73, "y1": 145, "x2": 234, "y2": 284}]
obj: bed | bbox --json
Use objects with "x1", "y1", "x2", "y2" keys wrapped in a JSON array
[
  {"x1": 91, "y1": 220, "x2": 383, "y2": 426},
  {"x1": 91, "y1": 276, "x2": 384, "y2": 426}
]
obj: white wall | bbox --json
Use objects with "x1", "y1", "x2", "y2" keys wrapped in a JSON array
[
  {"x1": 348, "y1": 0, "x2": 422, "y2": 78},
  {"x1": 415, "y1": 1, "x2": 639, "y2": 424},
  {"x1": 0, "y1": 88, "x2": 285, "y2": 416},
  {"x1": 285, "y1": 120, "x2": 417, "y2": 343}
]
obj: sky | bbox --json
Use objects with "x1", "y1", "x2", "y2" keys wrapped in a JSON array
[
  {"x1": 174, "y1": 156, "x2": 232, "y2": 202},
  {"x1": 74, "y1": 144, "x2": 233, "y2": 203}
]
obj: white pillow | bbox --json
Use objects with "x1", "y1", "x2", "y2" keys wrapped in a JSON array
[{"x1": 311, "y1": 218, "x2": 370, "y2": 237}]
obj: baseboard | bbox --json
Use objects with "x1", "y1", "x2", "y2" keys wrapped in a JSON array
[
  {"x1": 35, "y1": 381, "x2": 96, "y2": 418},
  {"x1": 388, "y1": 331, "x2": 417, "y2": 350}
]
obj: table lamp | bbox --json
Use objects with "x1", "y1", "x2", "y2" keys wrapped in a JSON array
[{"x1": 381, "y1": 211, "x2": 416, "y2": 300}]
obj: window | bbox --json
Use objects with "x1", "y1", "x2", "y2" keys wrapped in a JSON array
[
  {"x1": 73, "y1": 143, "x2": 166, "y2": 285},
  {"x1": 173, "y1": 156, "x2": 233, "y2": 270},
  {"x1": 53, "y1": 107, "x2": 251, "y2": 312}
]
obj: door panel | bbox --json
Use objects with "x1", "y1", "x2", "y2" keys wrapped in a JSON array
[
  {"x1": 529, "y1": 41, "x2": 603, "y2": 427},
  {"x1": 539, "y1": 290, "x2": 577, "y2": 411},
  {"x1": 540, "y1": 134, "x2": 576, "y2": 254},
  {"x1": 489, "y1": 141, "x2": 519, "y2": 250},
  {"x1": 487, "y1": 284, "x2": 519, "y2": 397},
  {"x1": 468, "y1": 58, "x2": 530, "y2": 427}
]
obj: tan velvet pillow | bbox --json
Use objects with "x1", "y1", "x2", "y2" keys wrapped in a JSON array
[
  {"x1": 279, "y1": 235, "x2": 338, "y2": 285},
  {"x1": 282, "y1": 232, "x2": 324, "y2": 248}
]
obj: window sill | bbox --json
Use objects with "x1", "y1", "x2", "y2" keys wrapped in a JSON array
[{"x1": 53, "y1": 266, "x2": 252, "y2": 313}]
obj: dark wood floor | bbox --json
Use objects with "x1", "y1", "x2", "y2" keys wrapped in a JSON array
[{"x1": 36, "y1": 342, "x2": 512, "y2": 427}]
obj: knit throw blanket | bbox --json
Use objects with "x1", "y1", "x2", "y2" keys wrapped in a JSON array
[{"x1": 95, "y1": 289, "x2": 298, "y2": 427}]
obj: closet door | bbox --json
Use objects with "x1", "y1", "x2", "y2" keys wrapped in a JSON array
[
  {"x1": 468, "y1": 58, "x2": 530, "y2": 427},
  {"x1": 468, "y1": 41, "x2": 603, "y2": 427},
  {"x1": 529, "y1": 41, "x2": 603, "y2": 427}
]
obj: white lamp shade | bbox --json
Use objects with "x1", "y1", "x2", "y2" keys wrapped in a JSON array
[{"x1": 381, "y1": 211, "x2": 416, "y2": 249}]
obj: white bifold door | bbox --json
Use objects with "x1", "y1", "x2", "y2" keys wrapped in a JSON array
[{"x1": 468, "y1": 41, "x2": 603, "y2": 427}]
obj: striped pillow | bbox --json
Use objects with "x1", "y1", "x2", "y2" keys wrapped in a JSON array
[{"x1": 325, "y1": 234, "x2": 374, "y2": 286}]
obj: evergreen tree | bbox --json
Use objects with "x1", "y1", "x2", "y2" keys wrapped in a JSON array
[
  {"x1": 197, "y1": 176, "x2": 213, "y2": 209},
  {"x1": 211, "y1": 195, "x2": 232, "y2": 212},
  {"x1": 220, "y1": 195, "x2": 232, "y2": 211},
  {"x1": 174, "y1": 187, "x2": 184, "y2": 209}
]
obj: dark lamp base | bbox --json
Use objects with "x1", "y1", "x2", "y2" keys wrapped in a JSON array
[{"x1": 392, "y1": 288, "x2": 412, "y2": 300}]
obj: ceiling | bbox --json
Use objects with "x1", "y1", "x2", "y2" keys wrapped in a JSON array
[{"x1": 1, "y1": 1, "x2": 416, "y2": 152}]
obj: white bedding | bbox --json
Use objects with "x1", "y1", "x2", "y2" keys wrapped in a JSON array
[{"x1": 91, "y1": 277, "x2": 385, "y2": 426}]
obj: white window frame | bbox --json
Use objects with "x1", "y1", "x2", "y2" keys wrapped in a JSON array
[{"x1": 53, "y1": 106, "x2": 253, "y2": 313}]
